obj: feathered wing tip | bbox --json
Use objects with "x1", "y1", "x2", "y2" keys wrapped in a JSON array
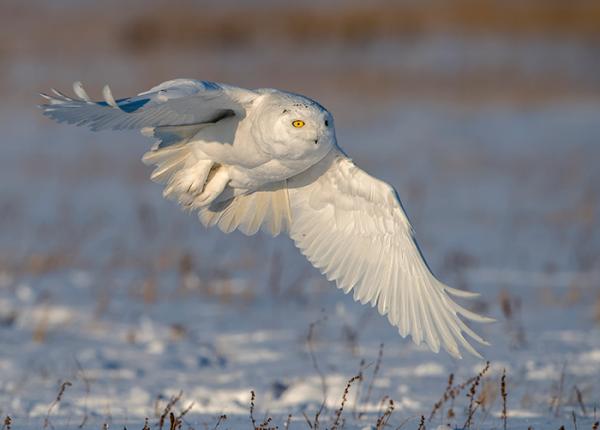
[
  {"x1": 397, "y1": 279, "x2": 494, "y2": 360},
  {"x1": 288, "y1": 151, "x2": 494, "y2": 360},
  {"x1": 39, "y1": 86, "x2": 76, "y2": 106},
  {"x1": 38, "y1": 81, "x2": 137, "y2": 131},
  {"x1": 40, "y1": 81, "x2": 120, "y2": 110},
  {"x1": 40, "y1": 78, "x2": 253, "y2": 132},
  {"x1": 365, "y1": 253, "x2": 494, "y2": 359},
  {"x1": 355, "y1": 262, "x2": 493, "y2": 359}
]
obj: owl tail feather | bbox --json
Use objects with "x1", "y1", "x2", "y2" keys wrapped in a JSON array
[
  {"x1": 198, "y1": 182, "x2": 292, "y2": 237},
  {"x1": 143, "y1": 141, "x2": 292, "y2": 237}
]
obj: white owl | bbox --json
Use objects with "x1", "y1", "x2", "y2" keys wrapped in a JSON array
[{"x1": 40, "y1": 79, "x2": 493, "y2": 358}]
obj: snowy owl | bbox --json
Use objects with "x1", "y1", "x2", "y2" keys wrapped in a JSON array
[{"x1": 40, "y1": 79, "x2": 492, "y2": 358}]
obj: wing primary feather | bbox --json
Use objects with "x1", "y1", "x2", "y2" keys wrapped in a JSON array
[
  {"x1": 398, "y1": 254, "x2": 410, "y2": 336},
  {"x1": 445, "y1": 286, "x2": 481, "y2": 298},
  {"x1": 327, "y1": 234, "x2": 354, "y2": 283},
  {"x1": 72, "y1": 81, "x2": 92, "y2": 103},
  {"x1": 50, "y1": 88, "x2": 74, "y2": 101},
  {"x1": 416, "y1": 274, "x2": 439, "y2": 352},
  {"x1": 102, "y1": 85, "x2": 119, "y2": 108},
  {"x1": 405, "y1": 265, "x2": 420, "y2": 344},
  {"x1": 456, "y1": 318, "x2": 491, "y2": 346},
  {"x1": 382, "y1": 249, "x2": 396, "y2": 322},
  {"x1": 345, "y1": 250, "x2": 368, "y2": 291},
  {"x1": 427, "y1": 291, "x2": 460, "y2": 357},
  {"x1": 449, "y1": 301, "x2": 496, "y2": 323},
  {"x1": 357, "y1": 238, "x2": 385, "y2": 305},
  {"x1": 320, "y1": 230, "x2": 349, "y2": 275}
]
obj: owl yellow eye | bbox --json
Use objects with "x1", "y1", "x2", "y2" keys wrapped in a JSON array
[{"x1": 292, "y1": 120, "x2": 305, "y2": 128}]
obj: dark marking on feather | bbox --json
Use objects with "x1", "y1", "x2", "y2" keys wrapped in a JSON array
[
  {"x1": 96, "y1": 97, "x2": 150, "y2": 112},
  {"x1": 208, "y1": 109, "x2": 236, "y2": 123},
  {"x1": 119, "y1": 98, "x2": 151, "y2": 112}
]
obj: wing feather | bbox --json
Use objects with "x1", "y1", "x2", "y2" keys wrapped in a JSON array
[
  {"x1": 288, "y1": 150, "x2": 493, "y2": 358},
  {"x1": 40, "y1": 79, "x2": 257, "y2": 132}
]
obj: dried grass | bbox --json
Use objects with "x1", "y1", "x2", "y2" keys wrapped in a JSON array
[
  {"x1": 374, "y1": 399, "x2": 394, "y2": 430},
  {"x1": 213, "y1": 414, "x2": 227, "y2": 430},
  {"x1": 331, "y1": 375, "x2": 361, "y2": 430},
  {"x1": 362, "y1": 343, "x2": 384, "y2": 411},
  {"x1": 428, "y1": 373, "x2": 455, "y2": 422},
  {"x1": 249, "y1": 391, "x2": 276, "y2": 430},
  {"x1": 157, "y1": 391, "x2": 183, "y2": 430},
  {"x1": 463, "y1": 361, "x2": 490, "y2": 429},
  {"x1": 306, "y1": 317, "x2": 328, "y2": 427},
  {"x1": 501, "y1": 369, "x2": 508, "y2": 430},
  {"x1": 1, "y1": 416, "x2": 11, "y2": 430},
  {"x1": 43, "y1": 381, "x2": 72, "y2": 430},
  {"x1": 550, "y1": 363, "x2": 567, "y2": 417},
  {"x1": 574, "y1": 386, "x2": 587, "y2": 418}
]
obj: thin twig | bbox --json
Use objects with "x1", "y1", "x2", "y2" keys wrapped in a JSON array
[
  {"x1": 177, "y1": 402, "x2": 195, "y2": 421},
  {"x1": 352, "y1": 359, "x2": 366, "y2": 419},
  {"x1": 574, "y1": 386, "x2": 587, "y2": 417},
  {"x1": 158, "y1": 391, "x2": 183, "y2": 430},
  {"x1": 213, "y1": 414, "x2": 227, "y2": 430},
  {"x1": 258, "y1": 417, "x2": 272, "y2": 429},
  {"x1": 169, "y1": 412, "x2": 181, "y2": 430},
  {"x1": 552, "y1": 362, "x2": 567, "y2": 418},
  {"x1": 75, "y1": 359, "x2": 91, "y2": 429},
  {"x1": 501, "y1": 368, "x2": 508, "y2": 430},
  {"x1": 375, "y1": 399, "x2": 394, "y2": 430},
  {"x1": 428, "y1": 373, "x2": 454, "y2": 422},
  {"x1": 331, "y1": 375, "x2": 361, "y2": 430},
  {"x1": 463, "y1": 361, "x2": 490, "y2": 429},
  {"x1": 43, "y1": 380, "x2": 72, "y2": 430},
  {"x1": 307, "y1": 317, "x2": 328, "y2": 428},
  {"x1": 302, "y1": 412, "x2": 313, "y2": 430},
  {"x1": 363, "y1": 344, "x2": 384, "y2": 408},
  {"x1": 250, "y1": 391, "x2": 257, "y2": 429}
]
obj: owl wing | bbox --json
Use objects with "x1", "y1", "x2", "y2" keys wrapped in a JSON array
[
  {"x1": 286, "y1": 150, "x2": 493, "y2": 358},
  {"x1": 39, "y1": 79, "x2": 258, "y2": 132}
]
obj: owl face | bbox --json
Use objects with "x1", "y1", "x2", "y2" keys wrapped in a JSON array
[{"x1": 251, "y1": 92, "x2": 336, "y2": 161}]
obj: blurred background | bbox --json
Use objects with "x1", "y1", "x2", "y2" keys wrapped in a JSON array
[{"x1": 1, "y1": 1, "x2": 599, "y2": 428}]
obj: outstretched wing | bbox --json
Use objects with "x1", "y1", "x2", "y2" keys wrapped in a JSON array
[
  {"x1": 39, "y1": 79, "x2": 258, "y2": 131},
  {"x1": 287, "y1": 150, "x2": 493, "y2": 358}
]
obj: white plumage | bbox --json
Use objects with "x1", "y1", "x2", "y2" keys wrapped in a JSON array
[{"x1": 40, "y1": 79, "x2": 493, "y2": 358}]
